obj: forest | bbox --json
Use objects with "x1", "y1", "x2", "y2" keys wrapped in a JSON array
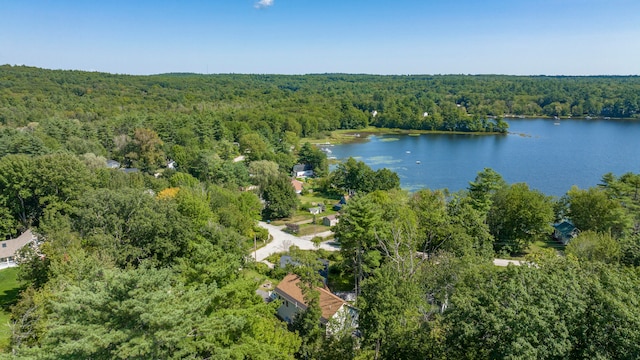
[{"x1": 0, "y1": 65, "x2": 639, "y2": 359}]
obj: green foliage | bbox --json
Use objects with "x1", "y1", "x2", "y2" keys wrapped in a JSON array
[
  {"x1": 620, "y1": 234, "x2": 640, "y2": 267},
  {"x1": 3, "y1": 66, "x2": 640, "y2": 359},
  {"x1": 0, "y1": 153, "x2": 91, "y2": 228},
  {"x1": 468, "y1": 167, "x2": 507, "y2": 214},
  {"x1": 12, "y1": 264, "x2": 299, "y2": 359},
  {"x1": 566, "y1": 230, "x2": 620, "y2": 264},
  {"x1": 488, "y1": 183, "x2": 554, "y2": 254},
  {"x1": 248, "y1": 160, "x2": 280, "y2": 190},
  {"x1": 334, "y1": 194, "x2": 385, "y2": 295},
  {"x1": 297, "y1": 143, "x2": 328, "y2": 177},
  {"x1": 0, "y1": 267, "x2": 21, "y2": 351},
  {"x1": 329, "y1": 157, "x2": 399, "y2": 195},
  {"x1": 72, "y1": 188, "x2": 192, "y2": 268},
  {"x1": 262, "y1": 175, "x2": 299, "y2": 220},
  {"x1": 443, "y1": 257, "x2": 640, "y2": 359},
  {"x1": 566, "y1": 185, "x2": 633, "y2": 238}
]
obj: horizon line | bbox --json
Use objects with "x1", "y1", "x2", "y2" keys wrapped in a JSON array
[{"x1": 3, "y1": 64, "x2": 640, "y2": 78}]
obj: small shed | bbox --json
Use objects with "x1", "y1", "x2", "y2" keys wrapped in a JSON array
[{"x1": 323, "y1": 215, "x2": 339, "y2": 227}]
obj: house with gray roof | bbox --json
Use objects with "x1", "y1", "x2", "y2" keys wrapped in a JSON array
[{"x1": 0, "y1": 230, "x2": 36, "y2": 269}]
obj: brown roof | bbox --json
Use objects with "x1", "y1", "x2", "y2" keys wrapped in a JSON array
[
  {"x1": 291, "y1": 179, "x2": 303, "y2": 193},
  {"x1": 274, "y1": 273, "x2": 347, "y2": 322},
  {"x1": 0, "y1": 230, "x2": 35, "y2": 259}
]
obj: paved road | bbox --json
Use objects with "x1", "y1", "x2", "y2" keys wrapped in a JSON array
[
  {"x1": 493, "y1": 258, "x2": 524, "y2": 267},
  {"x1": 253, "y1": 222, "x2": 339, "y2": 262},
  {"x1": 253, "y1": 223, "x2": 527, "y2": 269}
]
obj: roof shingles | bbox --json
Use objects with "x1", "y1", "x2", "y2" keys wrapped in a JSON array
[{"x1": 274, "y1": 274, "x2": 347, "y2": 322}]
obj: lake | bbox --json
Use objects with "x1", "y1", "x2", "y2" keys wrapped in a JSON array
[{"x1": 327, "y1": 118, "x2": 640, "y2": 197}]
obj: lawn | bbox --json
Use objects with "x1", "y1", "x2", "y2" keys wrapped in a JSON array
[
  {"x1": 529, "y1": 238, "x2": 565, "y2": 255},
  {"x1": 271, "y1": 191, "x2": 341, "y2": 227},
  {"x1": 502, "y1": 237, "x2": 565, "y2": 260},
  {"x1": 0, "y1": 267, "x2": 22, "y2": 352},
  {"x1": 297, "y1": 224, "x2": 331, "y2": 237}
]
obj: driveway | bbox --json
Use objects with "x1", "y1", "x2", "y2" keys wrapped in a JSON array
[
  {"x1": 253, "y1": 222, "x2": 339, "y2": 262},
  {"x1": 493, "y1": 258, "x2": 523, "y2": 267}
]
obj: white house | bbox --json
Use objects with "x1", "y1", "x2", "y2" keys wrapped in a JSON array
[
  {"x1": 273, "y1": 274, "x2": 358, "y2": 334},
  {"x1": 106, "y1": 160, "x2": 121, "y2": 169},
  {"x1": 0, "y1": 230, "x2": 36, "y2": 269},
  {"x1": 292, "y1": 164, "x2": 314, "y2": 178}
]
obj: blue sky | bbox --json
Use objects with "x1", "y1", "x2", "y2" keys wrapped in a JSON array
[{"x1": 1, "y1": 0, "x2": 639, "y2": 75}]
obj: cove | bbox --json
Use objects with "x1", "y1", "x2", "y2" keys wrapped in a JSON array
[{"x1": 327, "y1": 118, "x2": 640, "y2": 197}]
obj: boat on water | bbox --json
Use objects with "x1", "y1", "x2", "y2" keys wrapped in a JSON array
[
  {"x1": 416, "y1": 160, "x2": 421, "y2": 164},
  {"x1": 406, "y1": 151, "x2": 411, "y2": 154}
]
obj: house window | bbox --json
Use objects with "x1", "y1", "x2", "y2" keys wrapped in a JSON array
[
  {"x1": 1, "y1": 243, "x2": 5, "y2": 248},
  {"x1": 285, "y1": 300, "x2": 289, "y2": 307}
]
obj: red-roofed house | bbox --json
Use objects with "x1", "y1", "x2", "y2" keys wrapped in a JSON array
[
  {"x1": 291, "y1": 179, "x2": 304, "y2": 194},
  {"x1": 274, "y1": 274, "x2": 358, "y2": 334}
]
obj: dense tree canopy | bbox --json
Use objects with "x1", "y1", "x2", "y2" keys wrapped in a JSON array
[{"x1": 2, "y1": 65, "x2": 640, "y2": 359}]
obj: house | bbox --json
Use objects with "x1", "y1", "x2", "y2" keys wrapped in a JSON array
[
  {"x1": 232, "y1": 155, "x2": 245, "y2": 163},
  {"x1": 553, "y1": 220, "x2": 579, "y2": 245},
  {"x1": 291, "y1": 179, "x2": 304, "y2": 194},
  {"x1": 292, "y1": 164, "x2": 314, "y2": 178},
  {"x1": 0, "y1": 230, "x2": 36, "y2": 269},
  {"x1": 332, "y1": 194, "x2": 351, "y2": 211},
  {"x1": 323, "y1": 215, "x2": 339, "y2": 227},
  {"x1": 106, "y1": 160, "x2": 121, "y2": 169},
  {"x1": 308, "y1": 206, "x2": 324, "y2": 215},
  {"x1": 120, "y1": 167, "x2": 139, "y2": 174},
  {"x1": 166, "y1": 160, "x2": 176, "y2": 169},
  {"x1": 274, "y1": 274, "x2": 358, "y2": 334}
]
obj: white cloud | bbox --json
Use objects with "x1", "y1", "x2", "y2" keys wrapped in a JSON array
[{"x1": 254, "y1": 0, "x2": 274, "y2": 9}]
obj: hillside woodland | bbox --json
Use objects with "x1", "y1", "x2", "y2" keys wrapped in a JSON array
[{"x1": 0, "y1": 66, "x2": 639, "y2": 359}]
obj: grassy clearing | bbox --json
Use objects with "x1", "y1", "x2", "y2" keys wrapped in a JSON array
[
  {"x1": 502, "y1": 237, "x2": 565, "y2": 260},
  {"x1": 529, "y1": 238, "x2": 565, "y2": 255},
  {"x1": 297, "y1": 224, "x2": 330, "y2": 237},
  {"x1": 271, "y1": 214, "x2": 312, "y2": 226},
  {"x1": 299, "y1": 192, "x2": 340, "y2": 205},
  {"x1": 272, "y1": 191, "x2": 341, "y2": 227},
  {"x1": 302, "y1": 127, "x2": 503, "y2": 145},
  {"x1": 0, "y1": 267, "x2": 22, "y2": 352}
]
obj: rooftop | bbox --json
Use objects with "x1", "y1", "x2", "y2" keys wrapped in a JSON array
[{"x1": 274, "y1": 273, "x2": 347, "y2": 322}]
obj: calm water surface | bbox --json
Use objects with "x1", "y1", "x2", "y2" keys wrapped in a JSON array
[{"x1": 328, "y1": 119, "x2": 640, "y2": 196}]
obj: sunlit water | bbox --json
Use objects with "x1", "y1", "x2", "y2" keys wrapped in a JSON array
[{"x1": 328, "y1": 118, "x2": 640, "y2": 197}]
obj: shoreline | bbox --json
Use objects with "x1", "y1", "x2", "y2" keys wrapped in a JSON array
[
  {"x1": 305, "y1": 116, "x2": 639, "y2": 145},
  {"x1": 304, "y1": 127, "x2": 506, "y2": 145}
]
